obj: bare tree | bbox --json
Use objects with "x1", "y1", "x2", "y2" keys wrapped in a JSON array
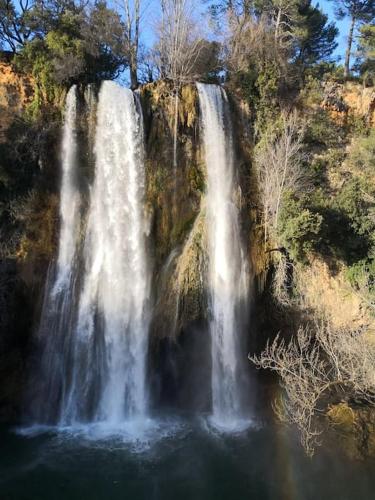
[
  {"x1": 224, "y1": 13, "x2": 268, "y2": 73},
  {"x1": 254, "y1": 113, "x2": 306, "y2": 306},
  {"x1": 250, "y1": 323, "x2": 375, "y2": 455},
  {"x1": 113, "y1": 0, "x2": 150, "y2": 89},
  {"x1": 267, "y1": 0, "x2": 300, "y2": 44},
  {"x1": 157, "y1": 0, "x2": 203, "y2": 84},
  {"x1": 255, "y1": 112, "x2": 307, "y2": 244},
  {"x1": 215, "y1": 1, "x2": 295, "y2": 77},
  {"x1": 154, "y1": 0, "x2": 203, "y2": 169}
]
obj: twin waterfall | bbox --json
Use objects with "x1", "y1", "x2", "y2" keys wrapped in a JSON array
[{"x1": 35, "y1": 81, "x2": 248, "y2": 432}]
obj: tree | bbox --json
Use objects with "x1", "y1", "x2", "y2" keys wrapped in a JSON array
[
  {"x1": 156, "y1": 0, "x2": 202, "y2": 86},
  {"x1": 154, "y1": 0, "x2": 203, "y2": 169},
  {"x1": 250, "y1": 322, "x2": 375, "y2": 455},
  {"x1": 357, "y1": 23, "x2": 375, "y2": 82},
  {"x1": 0, "y1": 0, "x2": 34, "y2": 52},
  {"x1": 330, "y1": 0, "x2": 375, "y2": 78},
  {"x1": 255, "y1": 112, "x2": 307, "y2": 243},
  {"x1": 14, "y1": 1, "x2": 126, "y2": 84},
  {"x1": 113, "y1": 0, "x2": 143, "y2": 89},
  {"x1": 255, "y1": 0, "x2": 301, "y2": 44},
  {"x1": 81, "y1": 1, "x2": 126, "y2": 82},
  {"x1": 293, "y1": 1, "x2": 338, "y2": 71}
]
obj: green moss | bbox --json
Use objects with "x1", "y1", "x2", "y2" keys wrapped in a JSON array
[{"x1": 188, "y1": 163, "x2": 205, "y2": 193}]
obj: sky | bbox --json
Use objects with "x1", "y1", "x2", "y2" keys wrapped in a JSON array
[
  {"x1": 11, "y1": 0, "x2": 353, "y2": 64},
  {"x1": 136, "y1": 0, "x2": 353, "y2": 64},
  {"x1": 321, "y1": 0, "x2": 351, "y2": 62}
]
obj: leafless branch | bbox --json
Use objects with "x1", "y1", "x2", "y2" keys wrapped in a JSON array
[
  {"x1": 250, "y1": 323, "x2": 375, "y2": 455},
  {"x1": 255, "y1": 111, "x2": 308, "y2": 243}
]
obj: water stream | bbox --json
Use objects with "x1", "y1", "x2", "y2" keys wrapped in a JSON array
[
  {"x1": 34, "y1": 81, "x2": 150, "y2": 430},
  {"x1": 197, "y1": 83, "x2": 249, "y2": 430}
]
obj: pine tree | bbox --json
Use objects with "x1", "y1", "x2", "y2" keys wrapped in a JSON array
[
  {"x1": 357, "y1": 23, "x2": 375, "y2": 82},
  {"x1": 294, "y1": 1, "x2": 338, "y2": 69},
  {"x1": 330, "y1": 0, "x2": 375, "y2": 77}
]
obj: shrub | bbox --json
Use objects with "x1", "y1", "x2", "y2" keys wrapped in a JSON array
[
  {"x1": 279, "y1": 194, "x2": 322, "y2": 261},
  {"x1": 347, "y1": 129, "x2": 375, "y2": 180}
]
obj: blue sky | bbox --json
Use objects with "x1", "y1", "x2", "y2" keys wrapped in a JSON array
[
  {"x1": 12, "y1": 0, "x2": 352, "y2": 63},
  {"x1": 136, "y1": 1, "x2": 351, "y2": 63},
  {"x1": 321, "y1": 0, "x2": 351, "y2": 61}
]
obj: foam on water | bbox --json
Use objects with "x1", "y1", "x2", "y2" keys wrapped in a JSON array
[{"x1": 16, "y1": 416, "x2": 188, "y2": 454}]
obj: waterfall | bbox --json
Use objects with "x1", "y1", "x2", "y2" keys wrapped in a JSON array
[
  {"x1": 61, "y1": 81, "x2": 150, "y2": 425},
  {"x1": 35, "y1": 81, "x2": 150, "y2": 428},
  {"x1": 53, "y1": 85, "x2": 80, "y2": 292},
  {"x1": 197, "y1": 83, "x2": 249, "y2": 429},
  {"x1": 32, "y1": 85, "x2": 81, "y2": 423}
]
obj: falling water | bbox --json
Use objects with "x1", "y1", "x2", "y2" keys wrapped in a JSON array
[
  {"x1": 35, "y1": 81, "x2": 150, "y2": 429},
  {"x1": 197, "y1": 83, "x2": 249, "y2": 429},
  {"x1": 53, "y1": 85, "x2": 80, "y2": 292},
  {"x1": 61, "y1": 81, "x2": 150, "y2": 425},
  {"x1": 31, "y1": 85, "x2": 81, "y2": 423}
]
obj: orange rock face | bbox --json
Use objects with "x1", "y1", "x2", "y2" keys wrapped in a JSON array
[
  {"x1": 0, "y1": 61, "x2": 34, "y2": 141},
  {"x1": 342, "y1": 83, "x2": 375, "y2": 126},
  {"x1": 321, "y1": 81, "x2": 375, "y2": 126}
]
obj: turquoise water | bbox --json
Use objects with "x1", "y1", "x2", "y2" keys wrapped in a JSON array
[{"x1": 1, "y1": 414, "x2": 374, "y2": 500}]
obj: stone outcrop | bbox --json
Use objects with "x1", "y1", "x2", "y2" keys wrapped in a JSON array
[
  {"x1": 322, "y1": 80, "x2": 375, "y2": 126},
  {"x1": 296, "y1": 258, "x2": 375, "y2": 335}
]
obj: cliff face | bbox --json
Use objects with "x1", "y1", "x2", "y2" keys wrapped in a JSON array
[
  {"x1": 141, "y1": 82, "x2": 206, "y2": 340},
  {"x1": 0, "y1": 63, "x2": 373, "y2": 423},
  {"x1": 0, "y1": 61, "x2": 62, "y2": 422},
  {"x1": 0, "y1": 61, "x2": 33, "y2": 142},
  {"x1": 0, "y1": 71, "x2": 259, "y2": 418},
  {"x1": 322, "y1": 81, "x2": 375, "y2": 126},
  {"x1": 0, "y1": 62, "x2": 36, "y2": 421},
  {"x1": 296, "y1": 258, "x2": 375, "y2": 335},
  {"x1": 139, "y1": 81, "x2": 258, "y2": 408}
]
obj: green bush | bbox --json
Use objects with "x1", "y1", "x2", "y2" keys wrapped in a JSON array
[
  {"x1": 346, "y1": 259, "x2": 375, "y2": 312},
  {"x1": 304, "y1": 108, "x2": 344, "y2": 147},
  {"x1": 346, "y1": 259, "x2": 375, "y2": 291},
  {"x1": 334, "y1": 179, "x2": 375, "y2": 240},
  {"x1": 279, "y1": 194, "x2": 323, "y2": 261},
  {"x1": 347, "y1": 128, "x2": 375, "y2": 179},
  {"x1": 311, "y1": 178, "x2": 375, "y2": 264}
]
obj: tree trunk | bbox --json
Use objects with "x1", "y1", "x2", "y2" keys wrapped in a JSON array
[
  {"x1": 173, "y1": 89, "x2": 179, "y2": 171},
  {"x1": 345, "y1": 16, "x2": 356, "y2": 79},
  {"x1": 130, "y1": 63, "x2": 138, "y2": 90},
  {"x1": 275, "y1": 7, "x2": 282, "y2": 42}
]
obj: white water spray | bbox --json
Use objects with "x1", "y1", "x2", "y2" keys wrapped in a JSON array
[{"x1": 197, "y1": 83, "x2": 249, "y2": 429}]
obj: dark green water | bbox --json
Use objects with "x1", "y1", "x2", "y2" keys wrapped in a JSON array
[{"x1": 1, "y1": 415, "x2": 374, "y2": 500}]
